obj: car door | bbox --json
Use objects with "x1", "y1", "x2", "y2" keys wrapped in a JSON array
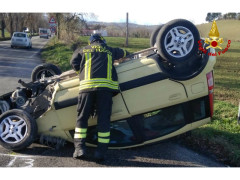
[
  {"x1": 52, "y1": 76, "x2": 131, "y2": 131},
  {"x1": 116, "y1": 56, "x2": 188, "y2": 116}
]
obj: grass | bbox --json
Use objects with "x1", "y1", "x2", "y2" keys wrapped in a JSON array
[
  {"x1": 213, "y1": 41, "x2": 240, "y2": 106},
  {"x1": 41, "y1": 36, "x2": 151, "y2": 71},
  {"x1": 41, "y1": 20, "x2": 240, "y2": 166},
  {"x1": 41, "y1": 37, "x2": 74, "y2": 71},
  {"x1": 0, "y1": 31, "x2": 11, "y2": 41},
  {"x1": 184, "y1": 100, "x2": 240, "y2": 166},
  {"x1": 197, "y1": 19, "x2": 240, "y2": 41}
]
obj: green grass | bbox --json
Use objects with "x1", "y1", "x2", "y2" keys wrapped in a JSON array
[
  {"x1": 197, "y1": 20, "x2": 240, "y2": 41},
  {"x1": 42, "y1": 24, "x2": 240, "y2": 166},
  {"x1": 213, "y1": 41, "x2": 240, "y2": 106},
  {"x1": 185, "y1": 100, "x2": 240, "y2": 166},
  {"x1": 41, "y1": 37, "x2": 74, "y2": 71},
  {"x1": 0, "y1": 31, "x2": 11, "y2": 41},
  {"x1": 41, "y1": 36, "x2": 151, "y2": 71}
]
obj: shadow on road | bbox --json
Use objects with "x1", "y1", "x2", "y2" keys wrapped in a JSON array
[{"x1": 12, "y1": 139, "x2": 224, "y2": 167}]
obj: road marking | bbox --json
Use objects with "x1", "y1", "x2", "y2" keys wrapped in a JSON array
[
  {"x1": 23, "y1": 158, "x2": 35, "y2": 168},
  {"x1": 7, "y1": 156, "x2": 17, "y2": 167},
  {"x1": 0, "y1": 152, "x2": 36, "y2": 158},
  {"x1": 0, "y1": 153, "x2": 36, "y2": 167}
]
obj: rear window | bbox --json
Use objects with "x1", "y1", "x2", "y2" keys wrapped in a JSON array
[
  {"x1": 14, "y1": 33, "x2": 26, "y2": 38},
  {"x1": 40, "y1": 30, "x2": 47, "y2": 33}
]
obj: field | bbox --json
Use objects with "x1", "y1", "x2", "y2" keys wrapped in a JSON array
[
  {"x1": 41, "y1": 21, "x2": 240, "y2": 166},
  {"x1": 0, "y1": 31, "x2": 11, "y2": 41},
  {"x1": 197, "y1": 20, "x2": 240, "y2": 41}
]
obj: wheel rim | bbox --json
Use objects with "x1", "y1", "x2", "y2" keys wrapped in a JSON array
[
  {"x1": 36, "y1": 69, "x2": 55, "y2": 80},
  {"x1": 164, "y1": 26, "x2": 194, "y2": 58},
  {"x1": 0, "y1": 115, "x2": 27, "y2": 144}
]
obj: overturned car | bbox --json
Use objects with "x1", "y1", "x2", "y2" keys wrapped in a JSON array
[{"x1": 0, "y1": 19, "x2": 216, "y2": 151}]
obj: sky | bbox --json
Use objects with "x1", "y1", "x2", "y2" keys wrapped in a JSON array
[{"x1": 1, "y1": 0, "x2": 239, "y2": 25}]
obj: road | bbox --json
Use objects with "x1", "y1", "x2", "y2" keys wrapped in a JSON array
[{"x1": 0, "y1": 37, "x2": 226, "y2": 167}]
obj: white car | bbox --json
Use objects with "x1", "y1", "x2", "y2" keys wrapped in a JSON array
[{"x1": 11, "y1": 32, "x2": 32, "y2": 49}]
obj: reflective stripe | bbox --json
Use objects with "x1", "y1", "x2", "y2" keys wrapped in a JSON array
[
  {"x1": 123, "y1": 50, "x2": 127, "y2": 58},
  {"x1": 84, "y1": 53, "x2": 91, "y2": 80},
  {"x1": 84, "y1": 53, "x2": 88, "y2": 79},
  {"x1": 80, "y1": 79, "x2": 118, "y2": 86},
  {"x1": 75, "y1": 128, "x2": 87, "y2": 133},
  {"x1": 98, "y1": 132, "x2": 110, "y2": 137},
  {"x1": 98, "y1": 137, "x2": 110, "y2": 143},
  {"x1": 88, "y1": 53, "x2": 92, "y2": 80},
  {"x1": 74, "y1": 134, "x2": 86, "y2": 138},
  {"x1": 79, "y1": 83, "x2": 119, "y2": 91}
]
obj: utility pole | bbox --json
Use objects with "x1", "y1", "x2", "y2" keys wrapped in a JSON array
[{"x1": 125, "y1": 12, "x2": 129, "y2": 47}]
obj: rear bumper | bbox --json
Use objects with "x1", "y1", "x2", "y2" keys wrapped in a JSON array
[{"x1": 11, "y1": 42, "x2": 29, "y2": 47}]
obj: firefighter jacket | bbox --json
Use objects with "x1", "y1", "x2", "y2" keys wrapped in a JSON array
[{"x1": 70, "y1": 42, "x2": 128, "y2": 94}]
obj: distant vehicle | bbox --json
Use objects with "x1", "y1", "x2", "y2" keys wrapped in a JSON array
[
  {"x1": 39, "y1": 28, "x2": 51, "y2": 39},
  {"x1": 93, "y1": 29, "x2": 108, "y2": 37},
  {"x1": 11, "y1": 32, "x2": 32, "y2": 49}
]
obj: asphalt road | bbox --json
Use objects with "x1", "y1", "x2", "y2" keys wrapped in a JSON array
[{"x1": 0, "y1": 37, "x2": 226, "y2": 167}]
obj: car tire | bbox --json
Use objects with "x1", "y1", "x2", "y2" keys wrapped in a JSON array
[
  {"x1": 11, "y1": 45, "x2": 13, "y2": 48},
  {"x1": 31, "y1": 63, "x2": 62, "y2": 82},
  {"x1": 150, "y1": 24, "x2": 164, "y2": 47},
  {"x1": 0, "y1": 109, "x2": 37, "y2": 151},
  {"x1": 156, "y1": 19, "x2": 200, "y2": 64}
]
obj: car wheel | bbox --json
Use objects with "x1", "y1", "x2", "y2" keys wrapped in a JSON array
[
  {"x1": 0, "y1": 109, "x2": 37, "y2": 151},
  {"x1": 11, "y1": 45, "x2": 13, "y2": 48},
  {"x1": 31, "y1": 63, "x2": 62, "y2": 82},
  {"x1": 0, "y1": 100, "x2": 10, "y2": 115},
  {"x1": 150, "y1": 24, "x2": 164, "y2": 47},
  {"x1": 156, "y1": 19, "x2": 200, "y2": 64}
]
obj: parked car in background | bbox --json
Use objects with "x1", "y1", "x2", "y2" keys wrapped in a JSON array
[
  {"x1": 39, "y1": 28, "x2": 51, "y2": 38},
  {"x1": 11, "y1": 32, "x2": 32, "y2": 49}
]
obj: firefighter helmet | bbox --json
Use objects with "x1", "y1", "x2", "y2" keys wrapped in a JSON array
[{"x1": 89, "y1": 34, "x2": 106, "y2": 44}]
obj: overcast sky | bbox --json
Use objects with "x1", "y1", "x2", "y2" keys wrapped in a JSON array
[{"x1": 1, "y1": 0, "x2": 239, "y2": 25}]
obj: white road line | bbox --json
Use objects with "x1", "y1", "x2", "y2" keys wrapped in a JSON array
[
  {"x1": 0, "y1": 153, "x2": 36, "y2": 167},
  {"x1": 7, "y1": 156, "x2": 17, "y2": 167},
  {"x1": 23, "y1": 158, "x2": 34, "y2": 168}
]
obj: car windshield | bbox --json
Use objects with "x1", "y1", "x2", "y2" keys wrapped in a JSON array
[
  {"x1": 40, "y1": 30, "x2": 47, "y2": 33},
  {"x1": 14, "y1": 33, "x2": 26, "y2": 38}
]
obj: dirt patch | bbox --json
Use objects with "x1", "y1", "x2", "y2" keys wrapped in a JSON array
[{"x1": 178, "y1": 135, "x2": 239, "y2": 167}]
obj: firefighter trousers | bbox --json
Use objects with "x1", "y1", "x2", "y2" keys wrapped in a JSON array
[{"x1": 75, "y1": 91, "x2": 113, "y2": 141}]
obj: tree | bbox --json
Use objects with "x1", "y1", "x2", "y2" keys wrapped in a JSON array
[
  {"x1": 0, "y1": 13, "x2": 6, "y2": 38},
  {"x1": 206, "y1": 13, "x2": 222, "y2": 22}
]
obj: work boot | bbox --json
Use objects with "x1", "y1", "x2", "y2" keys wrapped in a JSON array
[
  {"x1": 73, "y1": 139, "x2": 87, "y2": 159},
  {"x1": 94, "y1": 143, "x2": 108, "y2": 162}
]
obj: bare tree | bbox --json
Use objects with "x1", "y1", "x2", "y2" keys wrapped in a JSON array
[{"x1": 0, "y1": 13, "x2": 6, "y2": 38}]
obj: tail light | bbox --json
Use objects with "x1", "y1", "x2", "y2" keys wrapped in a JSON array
[{"x1": 206, "y1": 71, "x2": 214, "y2": 117}]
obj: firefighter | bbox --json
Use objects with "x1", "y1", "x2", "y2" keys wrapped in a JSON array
[{"x1": 70, "y1": 34, "x2": 129, "y2": 161}]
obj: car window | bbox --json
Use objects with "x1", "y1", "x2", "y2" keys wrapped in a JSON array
[
  {"x1": 142, "y1": 105, "x2": 185, "y2": 140},
  {"x1": 14, "y1": 33, "x2": 26, "y2": 38},
  {"x1": 40, "y1": 30, "x2": 47, "y2": 33},
  {"x1": 86, "y1": 119, "x2": 136, "y2": 146}
]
